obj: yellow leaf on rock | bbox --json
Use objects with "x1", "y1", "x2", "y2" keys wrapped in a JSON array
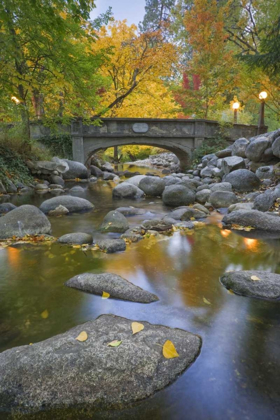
[
  {"x1": 41, "y1": 310, "x2": 49, "y2": 319},
  {"x1": 131, "y1": 322, "x2": 144, "y2": 335},
  {"x1": 108, "y1": 340, "x2": 122, "y2": 347},
  {"x1": 251, "y1": 275, "x2": 260, "y2": 281},
  {"x1": 163, "y1": 340, "x2": 179, "y2": 359},
  {"x1": 76, "y1": 331, "x2": 88, "y2": 342},
  {"x1": 203, "y1": 297, "x2": 211, "y2": 305},
  {"x1": 102, "y1": 291, "x2": 110, "y2": 299}
]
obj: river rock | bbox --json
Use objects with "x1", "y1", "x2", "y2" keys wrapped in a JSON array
[
  {"x1": 50, "y1": 175, "x2": 65, "y2": 187},
  {"x1": 58, "y1": 232, "x2": 93, "y2": 245},
  {"x1": 141, "y1": 218, "x2": 173, "y2": 232},
  {"x1": 221, "y1": 156, "x2": 245, "y2": 175},
  {"x1": 0, "y1": 314, "x2": 201, "y2": 414},
  {"x1": 5, "y1": 180, "x2": 17, "y2": 194},
  {"x1": 222, "y1": 210, "x2": 280, "y2": 232},
  {"x1": 62, "y1": 160, "x2": 88, "y2": 180},
  {"x1": 126, "y1": 175, "x2": 146, "y2": 187},
  {"x1": 272, "y1": 136, "x2": 280, "y2": 158},
  {"x1": 100, "y1": 210, "x2": 129, "y2": 233},
  {"x1": 225, "y1": 169, "x2": 261, "y2": 192},
  {"x1": 90, "y1": 165, "x2": 103, "y2": 178},
  {"x1": 103, "y1": 171, "x2": 115, "y2": 181},
  {"x1": 228, "y1": 202, "x2": 253, "y2": 213},
  {"x1": 112, "y1": 183, "x2": 144, "y2": 199},
  {"x1": 48, "y1": 205, "x2": 69, "y2": 217},
  {"x1": 210, "y1": 182, "x2": 233, "y2": 193},
  {"x1": 162, "y1": 185, "x2": 195, "y2": 207},
  {"x1": 115, "y1": 207, "x2": 145, "y2": 216},
  {"x1": 253, "y1": 189, "x2": 280, "y2": 212},
  {"x1": 255, "y1": 166, "x2": 274, "y2": 180},
  {"x1": 121, "y1": 227, "x2": 144, "y2": 242},
  {"x1": 0, "y1": 181, "x2": 7, "y2": 194},
  {"x1": 40, "y1": 196, "x2": 94, "y2": 214},
  {"x1": 66, "y1": 273, "x2": 158, "y2": 303},
  {"x1": 245, "y1": 137, "x2": 269, "y2": 162},
  {"x1": 95, "y1": 238, "x2": 126, "y2": 253},
  {"x1": 209, "y1": 191, "x2": 238, "y2": 208},
  {"x1": 0, "y1": 203, "x2": 16, "y2": 214},
  {"x1": 0, "y1": 205, "x2": 51, "y2": 239},
  {"x1": 220, "y1": 270, "x2": 280, "y2": 300},
  {"x1": 216, "y1": 148, "x2": 232, "y2": 158},
  {"x1": 162, "y1": 176, "x2": 181, "y2": 187},
  {"x1": 195, "y1": 189, "x2": 211, "y2": 204},
  {"x1": 101, "y1": 162, "x2": 114, "y2": 172},
  {"x1": 139, "y1": 176, "x2": 165, "y2": 197},
  {"x1": 231, "y1": 138, "x2": 249, "y2": 158}
]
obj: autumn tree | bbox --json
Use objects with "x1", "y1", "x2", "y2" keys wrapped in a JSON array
[
  {"x1": 94, "y1": 20, "x2": 178, "y2": 118},
  {"x1": 0, "y1": 0, "x2": 108, "y2": 138}
]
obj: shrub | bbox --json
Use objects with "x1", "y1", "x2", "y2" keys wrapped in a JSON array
[{"x1": 39, "y1": 134, "x2": 72, "y2": 159}]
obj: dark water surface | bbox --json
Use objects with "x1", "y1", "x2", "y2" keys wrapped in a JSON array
[{"x1": 0, "y1": 170, "x2": 280, "y2": 420}]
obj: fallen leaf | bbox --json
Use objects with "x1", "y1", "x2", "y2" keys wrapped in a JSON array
[
  {"x1": 251, "y1": 275, "x2": 260, "y2": 281},
  {"x1": 76, "y1": 331, "x2": 88, "y2": 342},
  {"x1": 163, "y1": 340, "x2": 179, "y2": 359},
  {"x1": 203, "y1": 297, "x2": 211, "y2": 305},
  {"x1": 108, "y1": 340, "x2": 122, "y2": 347},
  {"x1": 41, "y1": 309, "x2": 49, "y2": 319},
  {"x1": 131, "y1": 322, "x2": 144, "y2": 335},
  {"x1": 102, "y1": 291, "x2": 110, "y2": 299}
]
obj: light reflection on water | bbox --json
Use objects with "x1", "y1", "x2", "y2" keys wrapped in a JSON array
[{"x1": 0, "y1": 179, "x2": 280, "y2": 419}]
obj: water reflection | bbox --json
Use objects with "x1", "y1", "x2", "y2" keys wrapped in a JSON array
[{"x1": 0, "y1": 180, "x2": 280, "y2": 419}]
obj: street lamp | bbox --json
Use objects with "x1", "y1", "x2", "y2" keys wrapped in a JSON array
[
  {"x1": 258, "y1": 91, "x2": 268, "y2": 134},
  {"x1": 232, "y1": 101, "x2": 240, "y2": 124},
  {"x1": 11, "y1": 96, "x2": 20, "y2": 104}
]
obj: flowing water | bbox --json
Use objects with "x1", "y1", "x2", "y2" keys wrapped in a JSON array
[{"x1": 0, "y1": 165, "x2": 280, "y2": 420}]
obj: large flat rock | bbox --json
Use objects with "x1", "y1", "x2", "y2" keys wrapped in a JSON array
[
  {"x1": 40, "y1": 195, "x2": 94, "y2": 214},
  {"x1": 220, "y1": 270, "x2": 280, "y2": 300},
  {"x1": 222, "y1": 210, "x2": 280, "y2": 232},
  {"x1": 0, "y1": 315, "x2": 201, "y2": 414},
  {"x1": 65, "y1": 272, "x2": 159, "y2": 303}
]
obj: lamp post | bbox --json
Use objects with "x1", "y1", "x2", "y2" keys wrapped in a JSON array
[
  {"x1": 232, "y1": 101, "x2": 240, "y2": 124},
  {"x1": 258, "y1": 91, "x2": 268, "y2": 135}
]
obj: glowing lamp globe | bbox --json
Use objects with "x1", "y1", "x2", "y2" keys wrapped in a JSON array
[
  {"x1": 259, "y1": 91, "x2": 268, "y2": 100},
  {"x1": 232, "y1": 102, "x2": 240, "y2": 110}
]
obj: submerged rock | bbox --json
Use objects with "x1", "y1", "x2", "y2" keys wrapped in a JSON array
[
  {"x1": 40, "y1": 196, "x2": 94, "y2": 214},
  {"x1": 220, "y1": 270, "x2": 280, "y2": 300},
  {"x1": 95, "y1": 238, "x2": 126, "y2": 253},
  {"x1": 100, "y1": 210, "x2": 129, "y2": 233},
  {"x1": 0, "y1": 314, "x2": 201, "y2": 414},
  {"x1": 141, "y1": 218, "x2": 173, "y2": 232},
  {"x1": 66, "y1": 273, "x2": 159, "y2": 303},
  {"x1": 58, "y1": 232, "x2": 93, "y2": 245},
  {"x1": 0, "y1": 205, "x2": 51, "y2": 239},
  {"x1": 115, "y1": 207, "x2": 146, "y2": 216},
  {"x1": 48, "y1": 205, "x2": 69, "y2": 217},
  {"x1": 222, "y1": 210, "x2": 280, "y2": 232}
]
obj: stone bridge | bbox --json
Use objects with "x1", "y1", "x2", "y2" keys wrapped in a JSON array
[{"x1": 31, "y1": 118, "x2": 260, "y2": 169}]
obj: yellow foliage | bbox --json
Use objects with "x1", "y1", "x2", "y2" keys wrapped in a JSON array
[{"x1": 163, "y1": 340, "x2": 179, "y2": 359}]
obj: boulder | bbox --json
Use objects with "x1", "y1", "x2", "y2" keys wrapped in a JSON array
[
  {"x1": 40, "y1": 196, "x2": 94, "y2": 214},
  {"x1": 272, "y1": 136, "x2": 280, "y2": 158},
  {"x1": 195, "y1": 189, "x2": 211, "y2": 204},
  {"x1": 0, "y1": 205, "x2": 51, "y2": 239},
  {"x1": 200, "y1": 167, "x2": 214, "y2": 178},
  {"x1": 215, "y1": 148, "x2": 232, "y2": 158},
  {"x1": 139, "y1": 176, "x2": 165, "y2": 197},
  {"x1": 221, "y1": 156, "x2": 245, "y2": 175},
  {"x1": 0, "y1": 203, "x2": 16, "y2": 214},
  {"x1": 90, "y1": 165, "x2": 103, "y2": 178},
  {"x1": 220, "y1": 270, "x2": 280, "y2": 300},
  {"x1": 210, "y1": 182, "x2": 232, "y2": 193},
  {"x1": 162, "y1": 176, "x2": 182, "y2": 187},
  {"x1": 162, "y1": 185, "x2": 195, "y2": 207},
  {"x1": 0, "y1": 314, "x2": 201, "y2": 414},
  {"x1": 112, "y1": 183, "x2": 144, "y2": 200},
  {"x1": 126, "y1": 175, "x2": 146, "y2": 187},
  {"x1": 103, "y1": 172, "x2": 115, "y2": 181},
  {"x1": 228, "y1": 202, "x2": 253, "y2": 213},
  {"x1": 95, "y1": 238, "x2": 126, "y2": 253},
  {"x1": 100, "y1": 210, "x2": 129, "y2": 233},
  {"x1": 255, "y1": 166, "x2": 274, "y2": 180},
  {"x1": 245, "y1": 137, "x2": 269, "y2": 162},
  {"x1": 58, "y1": 232, "x2": 93, "y2": 245},
  {"x1": 48, "y1": 205, "x2": 69, "y2": 217},
  {"x1": 101, "y1": 162, "x2": 114, "y2": 172},
  {"x1": 62, "y1": 160, "x2": 88, "y2": 180},
  {"x1": 231, "y1": 138, "x2": 249, "y2": 158},
  {"x1": 253, "y1": 189, "x2": 280, "y2": 212},
  {"x1": 209, "y1": 191, "x2": 238, "y2": 208},
  {"x1": 66, "y1": 273, "x2": 158, "y2": 303},
  {"x1": 222, "y1": 210, "x2": 280, "y2": 232},
  {"x1": 70, "y1": 186, "x2": 85, "y2": 195},
  {"x1": 225, "y1": 169, "x2": 261, "y2": 192},
  {"x1": 50, "y1": 175, "x2": 65, "y2": 187}
]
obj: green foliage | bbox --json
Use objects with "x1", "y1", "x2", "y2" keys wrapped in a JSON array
[
  {"x1": 104, "y1": 146, "x2": 161, "y2": 162},
  {"x1": 39, "y1": 134, "x2": 72, "y2": 159},
  {"x1": 192, "y1": 136, "x2": 228, "y2": 164},
  {"x1": 0, "y1": 145, "x2": 33, "y2": 186}
]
